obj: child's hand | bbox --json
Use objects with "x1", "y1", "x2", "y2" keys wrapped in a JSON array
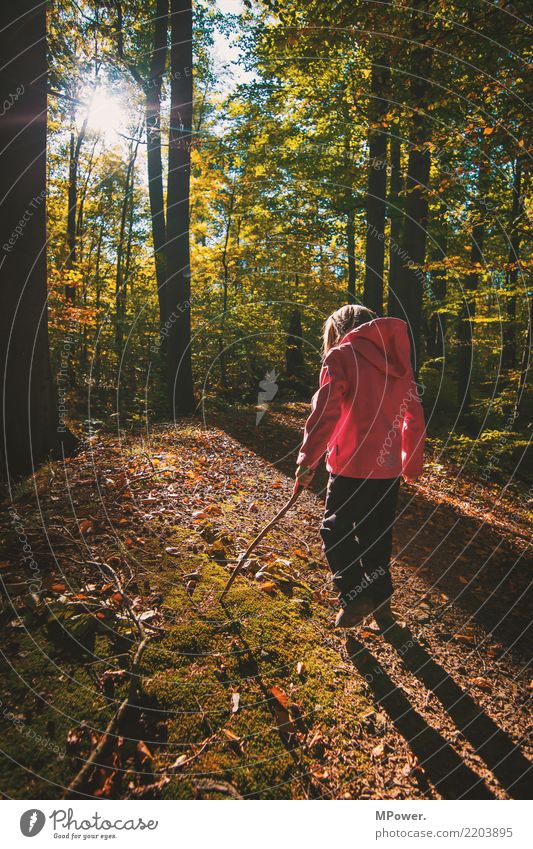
[{"x1": 294, "y1": 465, "x2": 315, "y2": 493}]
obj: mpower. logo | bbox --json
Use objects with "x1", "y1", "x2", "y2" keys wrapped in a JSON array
[{"x1": 20, "y1": 810, "x2": 46, "y2": 837}]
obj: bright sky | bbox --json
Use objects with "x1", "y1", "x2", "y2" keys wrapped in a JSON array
[{"x1": 213, "y1": 0, "x2": 254, "y2": 89}]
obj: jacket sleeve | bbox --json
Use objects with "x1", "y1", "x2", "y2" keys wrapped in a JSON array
[
  {"x1": 297, "y1": 349, "x2": 347, "y2": 469},
  {"x1": 401, "y1": 380, "x2": 426, "y2": 479}
]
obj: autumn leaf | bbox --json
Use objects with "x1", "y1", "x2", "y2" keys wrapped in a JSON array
[
  {"x1": 469, "y1": 677, "x2": 491, "y2": 692},
  {"x1": 268, "y1": 686, "x2": 294, "y2": 736}
]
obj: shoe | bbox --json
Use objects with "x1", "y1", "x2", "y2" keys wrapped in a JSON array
[{"x1": 334, "y1": 596, "x2": 375, "y2": 629}]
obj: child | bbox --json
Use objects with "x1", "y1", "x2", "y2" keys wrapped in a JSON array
[{"x1": 294, "y1": 304, "x2": 425, "y2": 628}]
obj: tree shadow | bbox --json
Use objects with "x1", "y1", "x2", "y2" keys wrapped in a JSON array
[
  {"x1": 345, "y1": 634, "x2": 494, "y2": 799},
  {"x1": 214, "y1": 406, "x2": 531, "y2": 656},
  {"x1": 374, "y1": 616, "x2": 532, "y2": 799}
]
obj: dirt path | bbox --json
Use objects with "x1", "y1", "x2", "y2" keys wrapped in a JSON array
[{"x1": 0, "y1": 408, "x2": 530, "y2": 799}]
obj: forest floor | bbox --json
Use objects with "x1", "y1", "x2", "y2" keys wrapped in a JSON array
[{"x1": 0, "y1": 403, "x2": 531, "y2": 800}]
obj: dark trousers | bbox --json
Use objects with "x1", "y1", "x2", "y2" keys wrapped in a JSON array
[{"x1": 320, "y1": 475, "x2": 400, "y2": 607}]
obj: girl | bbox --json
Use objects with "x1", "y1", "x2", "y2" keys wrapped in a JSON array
[{"x1": 294, "y1": 304, "x2": 425, "y2": 628}]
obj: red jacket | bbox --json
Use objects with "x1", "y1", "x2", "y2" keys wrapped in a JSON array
[{"x1": 297, "y1": 317, "x2": 425, "y2": 479}]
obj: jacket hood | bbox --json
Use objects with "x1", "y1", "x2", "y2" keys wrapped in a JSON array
[{"x1": 339, "y1": 317, "x2": 411, "y2": 379}]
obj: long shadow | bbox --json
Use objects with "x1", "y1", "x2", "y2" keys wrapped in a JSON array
[
  {"x1": 215, "y1": 407, "x2": 532, "y2": 655},
  {"x1": 345, "y1": 635, "x2": 494, "y2": 800},
  {"x1": 377, "y1": 617, "x2": 533, "y2": 799}
]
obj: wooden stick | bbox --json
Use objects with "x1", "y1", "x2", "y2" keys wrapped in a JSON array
[{"x1": 219, "y1": 489, "x2": 301, "y2": 601}]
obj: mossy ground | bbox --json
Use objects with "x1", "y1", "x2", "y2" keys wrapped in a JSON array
[
  {"x1": 0, "y1": 435, "x2": 373, "y2": 799},
  {"x1": 2, "y1": 413, "x2": 530, "y2": 800}
]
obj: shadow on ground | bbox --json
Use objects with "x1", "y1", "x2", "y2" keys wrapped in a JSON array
[{"x1": 213, "y1": 406, "x2": 532, "y2": 658}]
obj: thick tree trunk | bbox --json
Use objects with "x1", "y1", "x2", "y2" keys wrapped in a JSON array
[
  {"x1": 364, "y1": 57, "x2": 390, "y2": 315},
  {"x1": 146, "y1": 0, "x2": 169, "y2": 329},
  {"x1": 0, "y1": 1, "x2": 72, "y2": 478},
  {"x1": 166, "y1": 0, "x2": 195, "y2": 415},
  {"x1": 502, "y1": 156, "x2": 523, "y2": 370},
  {"x1": 397, "y1": 0, "x2": 432, "y2": 370}
]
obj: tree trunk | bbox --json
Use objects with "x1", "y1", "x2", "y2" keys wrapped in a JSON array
[
  {"x1": 341, "y1": 101, "x2": 356, "y2": 303},
  {"x1": 115, "y1": 138, "x2": 139, "y2": 352},
  {"x1": 502, "y1": 156, "x2": 523, "y2": 370},
  {"x1": 514, "y1": 288, "x2": 532, "y2": 420},
  {"x1": 427, "y1": 211, "x2": 447, "y2": 360},
  {"x1": 218, "y1": 186, "x2": 235, "y2": 390},
  {"x1": 146, "y1": 0, "x2": 169, "y2": 329},
  {"x1": 166, "y1": 0, "x2": 195, "y2": 415},
  {"x1": 387, "y1": 132, "x2": 403, "y2": 316},
  {"x1": 457, "y1": 212, "x2": 484, "y2": 416},
  {"x1": 65, "y1": 94, "x2": 91, "y2": 302},
  {"x1": 0, "y1": 1, "x2": 72, "y2": 478},
  {"x1": 286, "y1": 310, "x2": 304, "y2": 377},
  {"x1": 346, "y1": 211, "x2": 356, "y2": 303},
  {"x1": 397, "y1": 0, "x2": 432, "y2": 370},
  {"x1": 364, "y1": 57, "x2": 389, "y2": 315}
]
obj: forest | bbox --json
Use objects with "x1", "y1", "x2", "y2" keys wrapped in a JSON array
[{"x1": 0, "y1": 0, "x2": 531, "y2": 803}]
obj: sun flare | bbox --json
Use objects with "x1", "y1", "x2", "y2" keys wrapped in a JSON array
[{"x1": 85, "y1": 88, "x2": 128, "y2": 137}]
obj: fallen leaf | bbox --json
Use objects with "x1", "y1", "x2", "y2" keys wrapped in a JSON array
[
  {"x1": 372, "y1": 742, "x2": 385, "y2": 758},
  {"x1": 170, "y1": 754, "x2": 188, "y2": 770},
  {"x1": 139, "y1": 610, "x2": 158, "y2": 623},
  {"x1": 268, "y1": 686, "x2": 293, "y2": 736},
  {"x1": 360, "y1": 628, "x2": 380, "y2": 640},
  {"x1": 469, "y1": 676, "x2": 491, "y2": 692},
  {"x1": 453, "y1": 634, "x2": 476, "y2": 646},
  {"x1": 136, "y1": 740, "x2": 152, "y2": 766},
  {"x1": 258, "y1": 581, "x2": 276, "y2": 594},
  {"x1": 222, "y1": 728, "x2": 243, "y2": 754}
]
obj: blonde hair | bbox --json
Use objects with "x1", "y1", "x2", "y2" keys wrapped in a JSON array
[{"x1": 322, "y1": 304, "x2": 377, "y2": 357}]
